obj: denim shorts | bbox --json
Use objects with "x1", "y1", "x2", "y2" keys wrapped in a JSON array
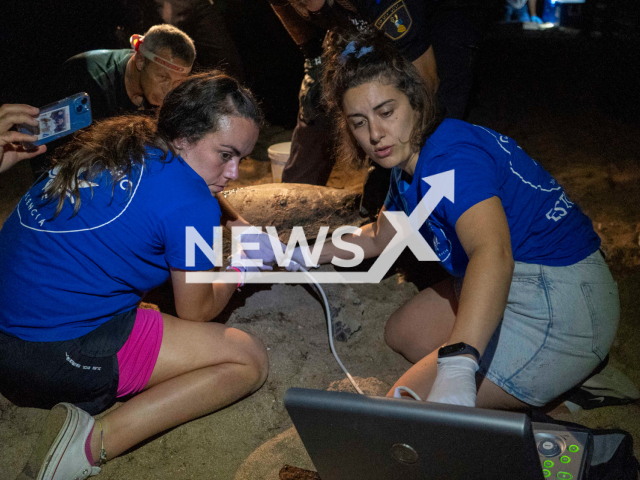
[{"x1": 455, "y1": 250, "x2": 620, "y2": 407}]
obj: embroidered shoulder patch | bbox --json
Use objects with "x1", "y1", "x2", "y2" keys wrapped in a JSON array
[{"x1": 374, "y1": 0, "x2": 412, "y2": 40}]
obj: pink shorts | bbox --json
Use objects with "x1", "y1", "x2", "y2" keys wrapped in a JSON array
[{"x1": 116, "y1": 308, "x2": 164, "y2": 398}]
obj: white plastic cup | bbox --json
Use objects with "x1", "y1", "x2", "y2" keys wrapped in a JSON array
[{"x1": 267, "y1": 141, "x2": 291, "y2": 183}]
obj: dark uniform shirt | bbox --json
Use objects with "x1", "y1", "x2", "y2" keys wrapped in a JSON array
[
  {"x1": 31, "y1": 49, "x2": 150, "y2": 176},
  {"x1": 53, "y1": 49, "x2": 146, "y2": 121},
  {"x1": 348, "y1": 0, "x2": 434, "y2": 61},
  {"x1": 274, "y1": 0, "x2": 437, "y2": 62}
]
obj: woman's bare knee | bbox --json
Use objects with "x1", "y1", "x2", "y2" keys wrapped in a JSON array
[
  {"x1": 231, "y1": 328, "x2": 269, "y2": 391},
  {"x1": 384, "y1": 311, "x2": 410, "y2": 354},
  {"x1": 149, "y1": 317, "x2": 268, "y2": 389},
  {"x1": 384, "y1": 282, "x2": 457, "y2": 360},
  {"x1": 249, "y1": 335, "x2": 269, "y2": 391},
  {"x1": 384, "y1": 317, "x2": 439, "y2": 362}
]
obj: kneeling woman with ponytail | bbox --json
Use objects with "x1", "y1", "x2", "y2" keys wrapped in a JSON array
[
  {"x1": 307, "y1": 30, "x2": 620, "y2": 410},
  {"x1": 1, "y1": 72, "x2": 272, "y2": 480}
]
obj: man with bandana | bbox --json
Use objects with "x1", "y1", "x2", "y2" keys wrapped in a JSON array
[
  {"x1": 268, "y1": 0, "x2": 486, "y2": 214},
  {"x1": 53, "y1": 24, "x2": 195, "y2": 121},
  {"x1": 30, "y1": 24, "x2": 195, "y2": 176}
]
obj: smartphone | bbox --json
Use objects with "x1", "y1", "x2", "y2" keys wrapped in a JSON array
[{"x1": 19, "y1": 92, "x2": 92, "y2": 148}]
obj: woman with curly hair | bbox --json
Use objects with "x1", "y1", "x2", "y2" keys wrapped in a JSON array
[{"x1": 302, "y1": 29, "x2": 619, "y2": 410}]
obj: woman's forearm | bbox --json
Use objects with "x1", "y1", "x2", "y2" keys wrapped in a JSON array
[
  {"x1": 317, "y1": 221, "x2": 386, "y2": 265},
  {"x1": 175, "y1": 281, "x2": 237, "y2": 322},
  {"x1": 447, "y1": 244, "x2": 514, "y2": 355},
  {"x1": 215, "y1": 193, "x2": 249, "y2": 229},
  {"x1": 316, "y1": 207, "x2": 399, "y2": 265}
]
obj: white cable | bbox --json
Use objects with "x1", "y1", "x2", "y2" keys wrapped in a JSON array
[
  {"x1": 289, "y1": 262, "x2": 419, "y2": 401},
  {"x1": 393, "y1": 386, "x2": 422, "y2": 401},
  {"x1": 291, "y1": 261, "x2": 364, "y2": 395}
]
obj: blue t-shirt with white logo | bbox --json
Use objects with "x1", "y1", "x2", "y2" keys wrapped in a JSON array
[
  {"x1": 0, "y1": 148, "x2": 221, "y2": 341},
  {"x1": 384, "y1": 119, "x2": 600, "y2": 277}
]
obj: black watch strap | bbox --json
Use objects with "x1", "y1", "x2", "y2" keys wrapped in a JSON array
[{"x1": 438, "y1": 342, "x2": 481, "y2": 364}]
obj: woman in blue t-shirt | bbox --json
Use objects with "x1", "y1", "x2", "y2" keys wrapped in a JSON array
[
  {"x1": 307, "y1": 30, "x2": 620, "y2": 410},
  {"x1": 1, "y1": 72, "x2": 288, "y2": 480}
]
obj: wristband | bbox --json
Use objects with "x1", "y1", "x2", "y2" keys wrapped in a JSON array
[
  {"x1": 437, "y1": 342, "x2": 481, "y2": 364},
  {"x1": 226, "y1": 266, "x2": 243, "y2": 289}
]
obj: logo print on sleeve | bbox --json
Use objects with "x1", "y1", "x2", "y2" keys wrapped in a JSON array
[{"x1": 426, "y1": 221, "x2": 452, "y2": 262}]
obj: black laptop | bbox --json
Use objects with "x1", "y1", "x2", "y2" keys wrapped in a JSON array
[{"x1": 284, "y1": 388, "x2": 592, "y2": 480}]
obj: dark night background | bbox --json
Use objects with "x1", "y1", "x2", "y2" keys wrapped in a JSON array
[
  {"x1": 1, "y1": 0, "x2": 639, "y2": 128},
  {"x1": 0, "y1": 0, "x2": 304, "y2": 126}
]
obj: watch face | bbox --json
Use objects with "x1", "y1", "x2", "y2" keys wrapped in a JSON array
[
  {"x1": 440, "y1": 343, "x2": 466, "y2": 356},
  {"x1": 438, "y1": 342, "x2": 481, "y2": 363}
]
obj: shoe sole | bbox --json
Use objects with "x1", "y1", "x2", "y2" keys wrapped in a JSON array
[{"x1": 14, "y1": 404, "x2": 75, "y2": 480}]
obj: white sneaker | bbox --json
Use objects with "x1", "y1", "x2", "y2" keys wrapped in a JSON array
[{"x1": 15, "y1": 403, "x2": 101, "y2": 480}]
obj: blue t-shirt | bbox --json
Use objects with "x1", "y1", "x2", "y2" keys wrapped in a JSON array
[
  {"x1": 384, "y1": 119, "x2": 600, "y2": 277},
  {"x1": 0, "y1": 148, "x2": 221, "y2": 341}
]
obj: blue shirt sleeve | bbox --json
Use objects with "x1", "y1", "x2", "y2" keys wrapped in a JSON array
[
  {"x1": 160, "y1": 198, "x2": 222, "y2": 270},
  {"x1": 384, "y1": 186, "x2": 400, "y2": 212}
]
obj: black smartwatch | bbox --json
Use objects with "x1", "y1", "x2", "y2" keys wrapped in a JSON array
[{"x1": 438, "y1": 342, "x2": 481, "y2": 364}]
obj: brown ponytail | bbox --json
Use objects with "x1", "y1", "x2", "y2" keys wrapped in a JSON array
[{"x1": 44, "y1": 115, "x2": 171, "y2": 218}]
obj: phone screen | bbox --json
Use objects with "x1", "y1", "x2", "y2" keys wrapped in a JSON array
[
  {"x1": 33, "y1": 105, "x2": 72, "y2": 141},
  {"x1": 19, "y1": 92, "x2": 92, "y2": 148}
]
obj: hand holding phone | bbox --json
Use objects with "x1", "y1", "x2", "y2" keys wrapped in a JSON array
[
  {"x1": 0, "y1": 104, "x2": 47, "y2": 174},
  {"x1": 18, "y1": 92, "x2": 92, "y2": 149}
]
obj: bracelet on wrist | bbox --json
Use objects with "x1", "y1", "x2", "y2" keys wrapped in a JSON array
[
  {"x1": 437, "y1": 342, "x2": 481, "y2": 364},
  {"x1": 226, "y1": 266, "x2": 243, "y2": 289}
]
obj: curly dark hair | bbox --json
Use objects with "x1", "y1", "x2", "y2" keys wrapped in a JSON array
[
  {"x1": 44, "y1": 71, "x2": 262, "y2": 217},
  {"x1": 322, "y1": 28, "x2": 442, "y2": 168}
]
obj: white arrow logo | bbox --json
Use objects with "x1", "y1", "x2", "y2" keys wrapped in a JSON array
[{"x1": 187, "y1": 170, "x2": 455, "y2": 284}]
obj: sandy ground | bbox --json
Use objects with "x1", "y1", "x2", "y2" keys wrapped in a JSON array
[{"x1": 1, "y1": 26, "x2": 640, "y2": 479}]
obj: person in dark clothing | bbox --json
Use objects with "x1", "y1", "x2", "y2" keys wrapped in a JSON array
[
  {"x1": 56, "y1": 23, "x2": 195, "y2": 120},
  {"x1": 31, "y1": 24, "x2": 195, "y2": 176},
  {"x1": 142, "y1": 0, "x2": 246, "y2": 82},
  {"x1": 269, "y1": 0, "x2": 486, "y2": 214}
]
